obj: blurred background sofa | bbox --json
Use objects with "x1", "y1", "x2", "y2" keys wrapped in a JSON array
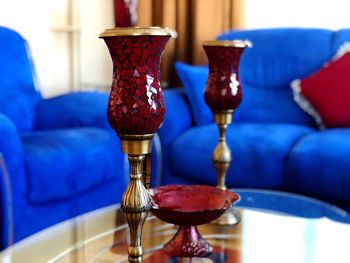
[
  {"x1": 0, "y1": 26, "x2": 128, "y2": 249},
  {"x1": 159, "y1": 28, "x2": 350, "y2": 210}
]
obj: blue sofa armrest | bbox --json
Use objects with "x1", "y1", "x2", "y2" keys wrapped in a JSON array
[
  {"x1": 159, "y1": 88, "x2": 193, "y2": 145},
  {"x1": 0, "y1": 113, "x2": 26, "y2": 249},
  {"x1": 34, "y1": 91, "x2": 110, "y2": 130}
]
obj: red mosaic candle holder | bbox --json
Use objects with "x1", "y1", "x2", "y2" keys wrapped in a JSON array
[
  {"x1": 203, "y1": 40, "x2": 250, "y2": 112},
  {"x1": 202, "y1": 40, "x2": 250, "y2": 225},
  {"x1": 100, "y1": 27, "x2": 172, "y2": 262},
  {"x1": 100, "y1": 27, "x2": 171, "y2": 135}
]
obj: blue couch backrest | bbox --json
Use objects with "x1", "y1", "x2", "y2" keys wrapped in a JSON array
[
  {"x1": 0, "y1": 26, "x2": 41, "y2": 132},
  {"x1": 218, "y1": 28, "x2": 350, "y2": 126}
]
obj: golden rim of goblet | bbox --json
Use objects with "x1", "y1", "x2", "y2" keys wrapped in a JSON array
[
  {"x1": 99, "y1": 26, "x2": 173, "y2": 38},
  {"x1": 202, "y1": 40, "x2": 252, "y2": 48}
]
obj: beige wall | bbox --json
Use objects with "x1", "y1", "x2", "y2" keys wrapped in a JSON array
[
  {"x1": 80, "y1": 0, "x2": 114, "y2": 93},
  {"x1": 0, "y1": 0, "x2": 114, "y2": 97},
  {"x1": 0, "y1": 0, "x2": 58, "y2": 97},
  {"x1": 245, "y1": 0, "x2": 350, "y2": 29}
]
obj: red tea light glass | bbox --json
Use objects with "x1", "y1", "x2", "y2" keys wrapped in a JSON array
[
  {"x1": 203, "y1": 40, "x2": 250, "y2": 225},
  {"x1": 100, "y1": 27, "x2": 171, "y2": 262}
]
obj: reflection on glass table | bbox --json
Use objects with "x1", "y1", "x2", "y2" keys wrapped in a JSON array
[{"x1": 0, "y1": 189, "x2": 350, "y2": 263}]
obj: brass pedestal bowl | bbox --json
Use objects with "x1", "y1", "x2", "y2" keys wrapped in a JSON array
[{"x1": 150, "y1": 185, "x2": 239, "y2": 257}]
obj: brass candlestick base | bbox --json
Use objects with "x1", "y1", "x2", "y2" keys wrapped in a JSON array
[
  {"x1": 119, "y1": 134, "x2": 154, "y2": 262},
  {"x1": 211, "y1": 111, "x2": 240, "y2": 225},
  {"x1": 212, "y1": 206, "x2": 241, "y2": 225}
]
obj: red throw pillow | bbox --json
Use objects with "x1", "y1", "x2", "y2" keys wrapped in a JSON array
[{"x1": 291, "y1": 43, "x2": 350, "y2": 128}]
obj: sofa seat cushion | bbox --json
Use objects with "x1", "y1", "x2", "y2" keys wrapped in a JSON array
[
  {"x1": 171, "y1": 123, "x2": 313, "y2": 189},
  {"x1": 286, "y1": 129, "x2": 350, "y2": 205},
  {"x1": 21, "y1": 127, "x2": 124, "y2": 203}
]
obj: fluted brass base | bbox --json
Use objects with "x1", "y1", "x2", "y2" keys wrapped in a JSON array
[{"x1": 119, "y1": 134, "x2": 154, "y2": 262}]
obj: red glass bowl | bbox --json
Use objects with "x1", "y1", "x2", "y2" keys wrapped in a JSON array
[{"x1": 150, "y1": 185, "x2": 239, "y2": 257}]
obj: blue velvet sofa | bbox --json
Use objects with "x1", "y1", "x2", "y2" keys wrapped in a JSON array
[
  {"x1": 0, "y1": 26, "x2": 128, "y2": 249},
  {"x1": 158, "y1": 28, "x2": 350, "y2": 210}
]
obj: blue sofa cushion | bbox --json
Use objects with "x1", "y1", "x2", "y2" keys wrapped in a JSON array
[
  {"x1": 175, "y1": 62, "x2": 212, "y2": 126},
  {"x1": 0, "y1": 27, "x2": 40, "y2": 132},
  {"x1": 286, "y1": 129, "x2": 350, "y2": 205},
  {"x1": 35, "y1": 92, "x2": 110, "y2": 130},
  {"x1": 21, "y1": 127, "x2": 124, "y2": 203},
  {"x1": 171, "y1": 123, "x2": 313, "y2": 188},
  {"x1": 217, "y1": 28, "x2": 350, "y2": 126},
  {"x1": 332, "y1": 29, "x2": 350, "y2": 54}
]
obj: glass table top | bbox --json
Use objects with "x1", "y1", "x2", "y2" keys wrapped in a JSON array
[{"x1": 1, "y1": 189, "x2": 350, "y2": 263}]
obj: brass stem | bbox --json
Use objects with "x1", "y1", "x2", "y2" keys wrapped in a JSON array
[
  {"x1": 213, "y1": 111, "x2": 233, "y2": 191},
  {"x1": 119, "y1": 135, "x2": 154, "y2": 262},
  {"x1": 212, "y1": 111, "x2": 241, "y2": 225},
  {"x1": 142, "y1": 153, "x2": 152, "y2": 190},
  {"x1": 122, "y1": 154, "x2": 150, "y2": 262},
  {"x1": 218, "y1": 125, "x2": 227, "y2": 142}
]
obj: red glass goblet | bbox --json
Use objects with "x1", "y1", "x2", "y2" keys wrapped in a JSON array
[
  {"x1": 101, "y1": 27, "x2": 171, "y2": 135},
  {"x1": 150, "y1": 185, "x2": 239, "y2": 257},
  {"x1": 203, "y1": 40, "x2": 250, "y2": 111}
]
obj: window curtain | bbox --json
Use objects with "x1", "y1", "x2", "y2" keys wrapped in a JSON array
[{"x1": 114, "y1": 0, "x2": 245, "y2": 87}]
